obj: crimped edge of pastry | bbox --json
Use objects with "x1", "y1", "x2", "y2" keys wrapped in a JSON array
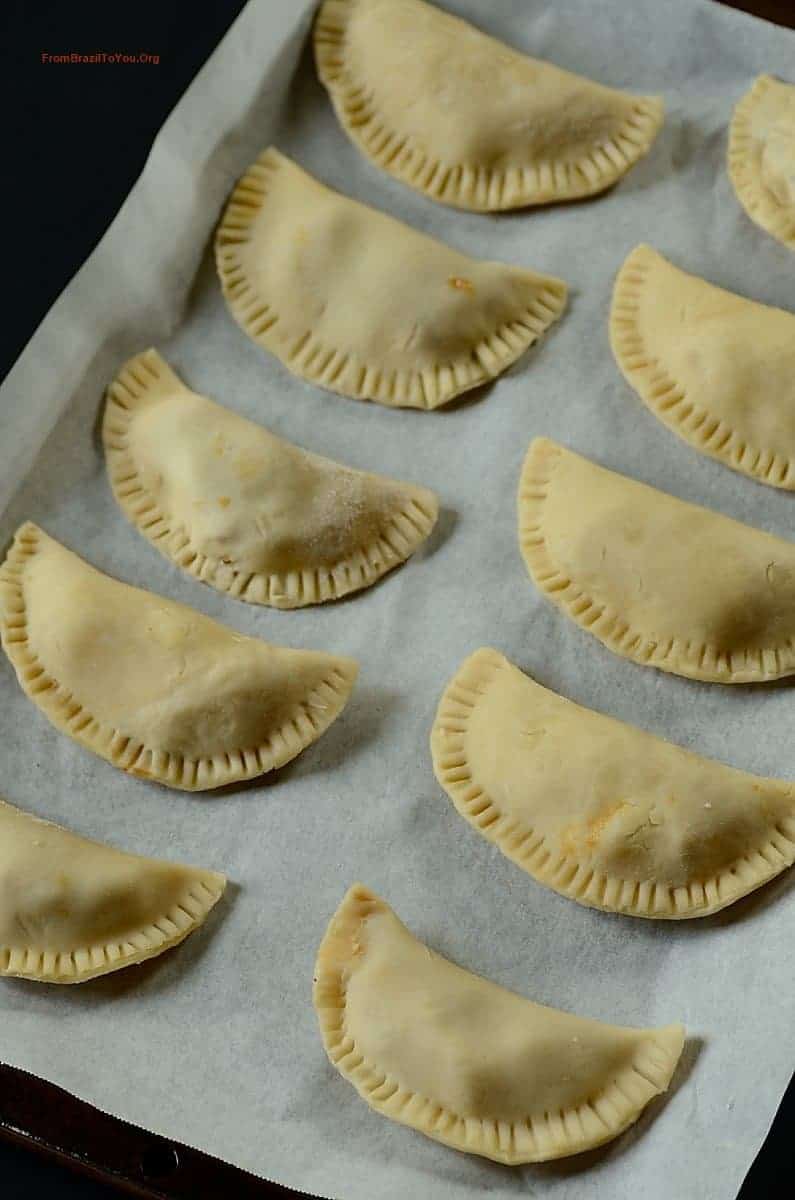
[
  {"x1": 313, "y1": 883, "x2": 685, "y2": 1163},
  {"x1": 728, "y1": 74, "x2": 795, "y2": 250},
  {"x1": 431, "y1": 648, "x2": 795, "y2": 919},
  {"x1": 0, "y1": 523, "x2": 358, "y2": 791},
  {"x1": 610, "y1": 244, "x2": 795, "y2": 490},
  {"x1": 214, "y1": 148, "x2": 567, "y2": 408},
  {"x1": 313, "y1": 0, "x2": 664, "y2": 212},
  {"x1": 1, "y1": 869, "x2": 225, "y2": 984},
  {"x1": 518, "y1": 438, "x2": 795, "y2": 684},
  {"x1": 103, "y1": 349, "x2": 440, "y2": 608}
]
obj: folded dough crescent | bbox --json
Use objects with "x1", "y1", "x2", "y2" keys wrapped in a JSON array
[
  {"x1": 0, "y1": 524, "x2": 357, "y2": 790},
  {"x1": 432, "y1": 649, "x2": 795, "y2": 919},
  {"x1": 518, "y1": 438, "x2": 795, "y2": 683},
  {"x1": 0, "y1": 796, "x2": 225, "y2": 983},
  {"x1": 314, "y1": 884, "x2": 684, "y2": 1163},
  {"x1": 729, "y1": 75, "x2": 795, "y2": 250},
  {"x1": 611, "y1": 245, "x2": 795, "y2": 489},
  {"x1": 215, "y1": 148, "x2": 566, "y2": 408},
  {"x1": 314, "y1": 0, "x2": 664, "y2": 211},
  {"x1": 103, "y1": 350, "x2": 439, "y2": 607}
]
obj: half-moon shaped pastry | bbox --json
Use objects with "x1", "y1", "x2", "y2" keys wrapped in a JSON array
[
  {"x1": 611, "y1": 245, "x2": 795, "y2": 489},
  {"x1": 314, "y1": 0, "x2": 664, "y2": 211},
  {"x1": 432, "y1": 649, "x2": 795, "y2": 918},
  {"x1": 314, "y1": 884, "x2": 685, "y2": 1163},
  {"x1": 0, "y1": 524, "x2": 357, "y2": 790},
  {"x1": 729, "y1": 75, "x2": 795, "y2": 250},
  {"x1": 0, "y1": 796, "x2": 225, "y2": 983},
  {"x1": 215, "y1": 148, "x2": 566, "y2": 408},
  {"x1": 518, "y1": 438, "x2": 795, "y2": 683},
  {"x1": 103, "y1": 350, "x2": 439, "y2": 608}
]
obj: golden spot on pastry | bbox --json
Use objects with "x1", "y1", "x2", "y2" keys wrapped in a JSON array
[
  {"x1": 215, "y1": 148, "x2": 567, "y2": 408},
  {"x1": 583, "y1": 800, "x2": 632, "y2": 850},
  {"x1": 431, "y1": 649, "x2": 795, "y2": 917}
]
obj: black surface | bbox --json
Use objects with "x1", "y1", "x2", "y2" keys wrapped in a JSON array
[
  {"x1": 0, "y1": 0, "x2": 247, "y2": 383},
  {"x1": 0, "y1": 1063, "x2": 310, "y2": 1198},
  {"x1": 0, "y1": 1, "x2": 791, "y2": 1197}
]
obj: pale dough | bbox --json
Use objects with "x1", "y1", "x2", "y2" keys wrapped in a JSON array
[
  {"x1": 518, "y1": 438, "x2": 795, "y2": 683},
  {"x1": 432, "y1": 648, "x2": 795, "y2": 918},
  {"x1": 0, "y1": 795, "x2": 225, "y2": 984},
  {"x1": 729, "y1": 75, "x2": 795, "y2": 250},
  {"x1": 314, "y1": 884, "x2": 684, "y2": 1163},
  {"x1": 0, "y1": 524, "x2": 358, "y2": 790},
  {"x1": 611, "y1": 244, "x2": 795, "y2": 489},
  {"x1": 216, "y1": 148, "x2": 566, "y2": 407},
  {"x1": 314, "y1": 0, "x2": 664, "y2": 210},
  {"x1": 103, "y1": 350, "x2": 439, "y2": 607}
]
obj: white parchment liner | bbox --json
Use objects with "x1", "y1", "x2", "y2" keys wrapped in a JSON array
[{"x1": 0, "y1": 2, "x2": 793, "y2": 1197}]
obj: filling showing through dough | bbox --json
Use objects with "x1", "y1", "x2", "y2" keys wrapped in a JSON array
[{"x1": 432, "y1": 648, "x2": 795, "y2": 918}]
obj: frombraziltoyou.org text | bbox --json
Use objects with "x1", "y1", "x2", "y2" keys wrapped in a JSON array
[{"x1": 40, "y1": 51, "x2": 160, "y2": 65}]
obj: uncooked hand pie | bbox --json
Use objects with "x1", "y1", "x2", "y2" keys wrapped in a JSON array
[
  {"x1": 611, "y1": 245, "x2": 795, "y2": 489},
  {"x1": 432, "y1": 648, "x2": 795, "y2": 918},
  {"x1": 103, "y1": 350, "x2": 439, "y2": 607},
  {"x1": 314, "y1": 0, "x2": 664, "y2": 210},
  {"x1": 729, "y1": 75, "x2": 795, "y2": 249},
  {"x1": 216, "y1": 148, "x2": 566, "y2": 408},
  {"x1": 519, "y1": 438, "x2": 795, "y2": 683},
  {"x1": 0, "y1": 524, "x2": 357, "y2": 790},
  {"x1": 313, "y1": 884, "x2": 684, "y2": 1163},
  {"x1": 0, "y1": 795, "x2": 225, "y2": 984}
]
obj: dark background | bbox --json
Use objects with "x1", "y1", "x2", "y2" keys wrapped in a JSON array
[{"x1": 0, "y1": 0, "x2": 791, "y2": 1195}]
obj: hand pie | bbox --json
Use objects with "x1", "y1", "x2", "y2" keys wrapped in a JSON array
[
  {"x1": 314, "y1": 0, "x2": 664, "y2": 211},
  {"x1": 215, "y1": 148, "x2": 566, "y2": 408},
  {"x1": 611, "y1": 245, "x2": 795, "y2": 489},
  {"x1": 432, "y1": 649, "x2": 795, "y2": 919},
  {"x1": 0, "y1": 524, "x2": 357, "y2": 790},
  {"x1": 314, "y1": 884, "x2": 684, "y2": 1163},
  {"x1": 518, "y1": 438, "x2": 795, "y2": 683},
  {"x1": 729, "y1": 75, "x2": 795, "y2": 250},
  {"x1": 103, "y1": 350, "x2": 439, "y2": 608},
  {"x1": 0, "y1": 796, "x2": 225, "y2": 984}
]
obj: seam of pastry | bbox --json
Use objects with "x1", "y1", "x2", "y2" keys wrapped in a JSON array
[
  {"x1": 729, "y1": 75, "x2": 795, "y2": 249},
  {"x1": 313, "y1": 0, "x2": 664, "y2": 211},
  {"x1": 313, "y1": 885, "x2": 683, "y2": 1164},
  {"x1": 0, "y1": 523, "x2": 358, "y2": 790},
  {"x1": 517, "y1": 440, "x2": 795, "y2": 683},
  {"x1": 431, "y1": 649, "x2": 795, "y2": 919},
  {"x1": 609, "y1": 245, "x2": 795, "y2": 490},
  {"x1": 102, "y1": 349, "x2": 439, "y2": 608},
  {"x1": 0, "y1": 874, "x2": 225, "y2": 984},
  {"x1": 214, "y1": 148, "x2": 567, "y2": 407}
]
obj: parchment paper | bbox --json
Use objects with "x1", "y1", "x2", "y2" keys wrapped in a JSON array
[{"x1": 1, "y1": 2, "x2": 793, "y2": 1197}]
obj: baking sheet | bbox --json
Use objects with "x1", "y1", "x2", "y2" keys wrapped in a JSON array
[{"x1": 1, "y1": 1, "x2": 794, "y2": 1197}]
